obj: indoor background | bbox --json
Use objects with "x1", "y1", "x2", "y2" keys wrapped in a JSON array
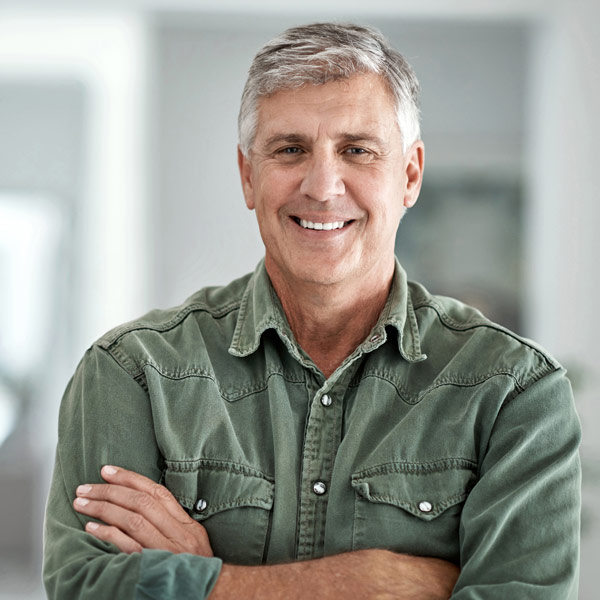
[{"x1": 0, "y1": 0, "x2": 598, "y2": 597}]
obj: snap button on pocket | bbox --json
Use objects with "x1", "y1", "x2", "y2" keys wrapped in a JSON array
[
  {"x1": 350, "y1": 460, "x2": 477, "y2": 555},
  {"x1": 166, "y1": 461, "x2": 275, "y2": 566},
  {"x1": 351, "y1": 459, "x2": 477, "y2": 521}
]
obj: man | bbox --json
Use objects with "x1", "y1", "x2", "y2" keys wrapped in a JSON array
[{"x1": 43, "y1": 23, "x2": 581, "y2": 599}]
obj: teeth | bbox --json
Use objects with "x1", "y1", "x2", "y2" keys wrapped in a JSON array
[{"x1": 299, "y1": 219, "x2": 346, "y2": 230}]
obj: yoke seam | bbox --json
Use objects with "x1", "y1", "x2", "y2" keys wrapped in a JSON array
[
  {"x1": 412, "y1": 303, "x2": 557, "y2": 373},
  {"x1": 142, "y1": 362, "x2": 305, "y2": 401},
  {"x1": 100, "y1": 300, "x2": 242, "y2": 350}
]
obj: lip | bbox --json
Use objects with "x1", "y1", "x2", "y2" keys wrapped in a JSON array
[{"x1": 291, "y1": 214, "x2": 354, "y2": 223}]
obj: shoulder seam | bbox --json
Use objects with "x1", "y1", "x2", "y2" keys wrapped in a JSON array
[{"x1": 95, "y1": 344, "x2": 149, "y2": 392}]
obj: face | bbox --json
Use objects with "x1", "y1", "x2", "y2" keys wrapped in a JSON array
[{"x1": 238, "y1": 73, "x2": 424, "y2": 292}]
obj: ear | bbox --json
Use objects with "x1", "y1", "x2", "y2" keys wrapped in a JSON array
[
  {"x1": 238, "y1": 145, "x2": 255, "y2": 210},
  {"x1": 402, "y1": 141, "x2": 425, "y2": 208}
]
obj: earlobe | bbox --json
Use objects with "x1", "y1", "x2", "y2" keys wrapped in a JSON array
[
  {"x1": 403, "y1": 141, "x2": 425, "y2": 208},
  {"x1": 237, "y1": 146, "x2": 255, "y2": 210}
]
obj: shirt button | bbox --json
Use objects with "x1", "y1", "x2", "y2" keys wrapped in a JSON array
[
  {"x1": 321, "y1": 394, "x2": 332, "y2": 407},
  {"x1": 418, "y1": 501, "x2": 433, "y2": 513},
  {"x1": 194, "y1": 498, "x2": 208, "y2": 513},
  {"x1": 313, "y1": 481, "x2": 327, "y2": 495}
]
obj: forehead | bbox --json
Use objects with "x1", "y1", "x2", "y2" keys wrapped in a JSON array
[{"x1": 254, "y1": 73, "x2": 398, "y2": 140}]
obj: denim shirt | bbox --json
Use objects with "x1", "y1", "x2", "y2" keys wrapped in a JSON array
[{"x1": 43, "y1": 258, "x2": 581, "y2": 599}]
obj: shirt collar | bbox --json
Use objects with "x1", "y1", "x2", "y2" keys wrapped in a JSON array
[
  {"x1": 377, "y1": 257, "x2": 427, "y2": 363},
  {"x1": 228, "y1": 260, "x2": 296, "y2": 359},
  {"x1": 228, "y1": 257, "x2": 426, "y2": 363}
]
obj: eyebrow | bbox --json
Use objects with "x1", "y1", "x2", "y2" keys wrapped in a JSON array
[
  {"x1": 341, "y1": 133, "x2": 389, "y2": 150},
  {"x1": 262, "y1": 132, "x2": 389, "y2": 150},
  {"x1": 263, "y1": 133, "x2": 309, "y2": 148}
]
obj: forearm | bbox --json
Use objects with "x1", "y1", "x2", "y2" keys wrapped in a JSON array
[{"x1": 210, "y1": 549, "x2": 459, "y2": 600}]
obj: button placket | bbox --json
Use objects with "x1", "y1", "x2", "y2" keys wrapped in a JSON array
[
  {"x1": 313, "y1": 481, "x2": 327, "y2": 495},
  {"x1": 297, "y1": 383, "x2": 343, "y2": 560}
]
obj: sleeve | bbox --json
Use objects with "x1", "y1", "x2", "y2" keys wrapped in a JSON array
[
  {"x1": 43, "y1": 344, "x2": 222, "y2": 600},
  {"x1": 451, "y1": 367, "x2": 581, "y2": 599}
]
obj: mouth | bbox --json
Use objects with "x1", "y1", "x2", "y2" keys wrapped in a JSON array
[{"x1": 291, "y1": 216, "x2": 354, "y2": 231}]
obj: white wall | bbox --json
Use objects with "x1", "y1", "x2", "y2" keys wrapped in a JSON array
[{"x1": 525, "y1": 2, "x2": 600, "y2": 596}]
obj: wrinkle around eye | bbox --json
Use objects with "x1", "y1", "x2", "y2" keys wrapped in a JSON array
[
  {"x1": 270, "y1": 146, "x2": 307, "y2": 162},
  {"x1": 342, "y1": 147, "x2": 377, "y2": 163}
]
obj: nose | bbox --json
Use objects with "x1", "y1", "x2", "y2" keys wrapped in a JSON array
[{"x1": 299, "y1": 153, "x2": 345, "y2": 202}]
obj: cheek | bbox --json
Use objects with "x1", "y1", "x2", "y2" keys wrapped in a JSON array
[{"x1": 257, "y1": 172, "x2": 296, "y2": 208}]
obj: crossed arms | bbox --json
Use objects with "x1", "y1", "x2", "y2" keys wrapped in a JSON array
[
  {"x1": 72, "y1": 465, "x2": 459, "y2": 599},
  {"x1": 43, "y1": 345, "x2": 581, "y2": 599}
]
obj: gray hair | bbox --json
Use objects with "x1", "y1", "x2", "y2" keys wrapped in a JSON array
[{"x1": 238, "y1": 22, "x2": 421, "y2": 155}]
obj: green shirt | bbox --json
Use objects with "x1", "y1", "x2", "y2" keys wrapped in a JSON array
[{"x1": 43, "y1": 258, "x2": 581, "y2": 599}]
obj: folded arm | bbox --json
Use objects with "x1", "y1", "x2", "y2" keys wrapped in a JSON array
[
  {"x1": 450, "y1": 368, "x2": 581, "y2": 598},
  {"x1": 74, "y1": 465, "x2": 459, "y2": 600},
  {"x1": 45, "y1": 345, "x2": 458, "y2": 600}
]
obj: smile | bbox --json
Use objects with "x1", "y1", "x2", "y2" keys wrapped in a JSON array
[{"x1": 292, "y1": 217, "x2": 353, "y2": 230}]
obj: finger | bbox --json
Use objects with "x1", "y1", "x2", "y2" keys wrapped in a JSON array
[
  {"x1": 99, "y1": 466, "x2": 188, "y2": 522},
  {"x1": 73, "y1": 496, "x2": 170, "y2": 551},
  {"x1": 85, "y1": 521, "x2": 142, "y2": 554},
  {"x1": 76, "y1": 483, "x2": 192, "y2": 532}
]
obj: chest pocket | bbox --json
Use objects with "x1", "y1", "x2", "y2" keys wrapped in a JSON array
[
  {"x1": 351, "y1": 460, "x2": 476, "y2": 561},
  {"x1": 165, "y1": 460, "x2": 274, "y2": 565}
]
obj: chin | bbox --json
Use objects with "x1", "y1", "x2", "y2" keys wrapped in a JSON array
[{"x1": 292, "y1": 263, "x2": 351, "y2": 287}]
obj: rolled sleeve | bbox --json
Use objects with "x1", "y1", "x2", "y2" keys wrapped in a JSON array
[
  {"x1": 43, "y1": 345, "x2": 222, "y2": 600},
  {"x1": 452, "y1": 368, "x2": 581, "y2": 598}
]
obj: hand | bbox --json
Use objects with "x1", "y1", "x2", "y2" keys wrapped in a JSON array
[{"x1": 73, "y1": 465, "x2": 213, "y2": 556}]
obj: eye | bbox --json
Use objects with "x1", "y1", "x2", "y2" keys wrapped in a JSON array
[
  {"x1": 278, "y1": 146, "x2": 303, "y2": 155},
  {"x1": 343, "y1": 146, "x2": 374, "y2": 163},
  {"x1": 345, "y1": 147, "x2": 368, "y2": 155}
]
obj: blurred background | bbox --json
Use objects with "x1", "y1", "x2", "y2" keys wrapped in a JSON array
[{"x1": 0, "y1": 0, "x2": 598, "y2": 597}]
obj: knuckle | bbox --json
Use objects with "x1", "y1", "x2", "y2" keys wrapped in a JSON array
[
  {"x1": 104, "y1": 525, "x2": 120, "y2": 541},
  {"x1": 94, "y1": 501, "x2": 107, "y2": 517},
  {"x1": 102, "y1": 485, "x2": 116, "y2": 501},
  {"x1": 153, "y1": 484, "x2": 173, "y2": 501},
  {"x1": 134, "y1": 492, "x2": 154, "y2": 511},
  {"x1": 126, "y1": 512, "x2": 146, "y2": 532}
]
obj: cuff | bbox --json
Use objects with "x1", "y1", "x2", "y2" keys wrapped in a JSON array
[{"x1": 135, "y1": 549, "x2": 223, "y2": 600}]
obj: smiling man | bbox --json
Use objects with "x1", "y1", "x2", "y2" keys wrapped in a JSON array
[
  {"x1": 43, "y1": 23, "x2": 581, "y2": 599},
  {"x1": 239, "y1": 71, "x2": 421, "y2": 379}
]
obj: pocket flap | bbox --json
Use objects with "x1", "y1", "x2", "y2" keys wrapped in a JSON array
[
  {"x1": 351, "y1": 459, "x2": 476, "y2": 521},
  {"x1": 165, "y1": 459, "x2": 274, "y2": 520}
]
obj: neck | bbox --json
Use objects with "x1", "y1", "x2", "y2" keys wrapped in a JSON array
[{"x1": 266, "y1": 256, "x2": 395, "y2": 378}]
